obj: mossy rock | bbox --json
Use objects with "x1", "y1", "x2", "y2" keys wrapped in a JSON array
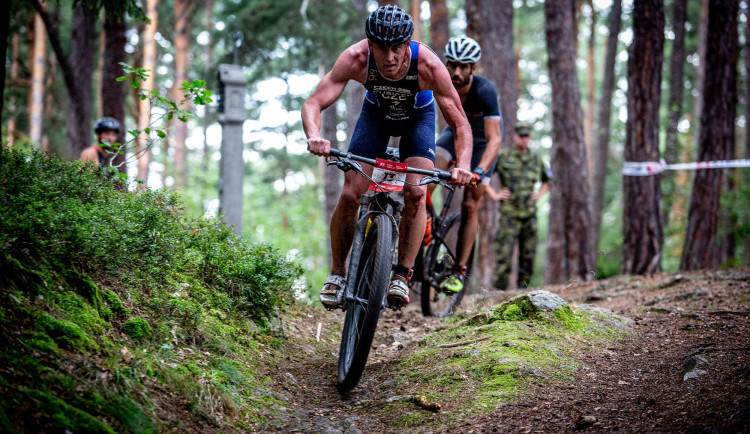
[
  {"x1": 122, "y1": 317, "x2": 152, "y2": 342},
  {"x1": 491, "y1": 290, "x2": 569, "y2": 323}
]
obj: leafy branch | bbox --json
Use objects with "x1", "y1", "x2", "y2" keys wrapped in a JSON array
[{"x1": 100, "y1": 62, "x2": 214, "y2": 182}]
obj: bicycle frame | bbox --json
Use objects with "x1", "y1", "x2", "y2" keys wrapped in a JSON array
[
  {"x1": 329, "y1": 149, "x2": 452, "y2": 311},
  {"x1": 343, "y1": 192, "x2": 403, "y2": 310}
]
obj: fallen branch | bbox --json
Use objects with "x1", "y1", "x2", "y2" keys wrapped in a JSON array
[
  {"x1": 412, "y1": 395, "x2": 441, "y2": 413},
  {"x1": 435, "y1": 336, "x2": 490, "y2": 349}
]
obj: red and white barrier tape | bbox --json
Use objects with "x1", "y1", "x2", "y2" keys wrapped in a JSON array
[{"x1": 622, "y1": 158, "x2": 750, "y2": 176}]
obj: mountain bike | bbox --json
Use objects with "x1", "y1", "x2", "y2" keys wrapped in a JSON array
[
  {"x1": 414, "y1": 166, "x2": 477, "y2": 318},
  {"x1": 327, "y1": 148, "x2": 453, "y2": 393}
]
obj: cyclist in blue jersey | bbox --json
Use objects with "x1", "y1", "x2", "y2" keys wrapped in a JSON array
[
  {"x1": 434, "y1": 36, "x2": 503, "y2": 293},
  {"x1": 302, "y1": 5, "x2": 474, "y2": 310}
]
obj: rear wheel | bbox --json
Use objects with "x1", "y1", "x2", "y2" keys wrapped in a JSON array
[
  {"x1": 338, "y1": 214, "x2": 392, "y2": 392},
  {"x1": 420, "y1": 210, "x2": 474, "y2": 317}
]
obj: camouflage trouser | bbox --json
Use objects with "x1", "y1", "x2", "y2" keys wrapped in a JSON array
[{"x1": 493, "y1": 214, "x2": 537, "y2": 289}]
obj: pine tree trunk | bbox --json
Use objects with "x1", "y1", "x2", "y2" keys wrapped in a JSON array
[
  {"x1": 28, "y1": 13, "x2": 46, "y2": 145},
  {"x1": 6, "y1": 33, "x2": 19, "y2": 148},
  {"x1": 170, "y1": 0, "x2": 191, "y2": 189},
  {"x1": 661, "y1": 0, "x2": 687, "y2": 234},
  {"x1": 464, "y1": 0, "x2": 516, "y2": 290},
  {"x1": 200, "y1": 0, "x2": 214, "y2": 206},
  {"x1": 65, "y1": 5, "x2": 97, "y2": 159},
  {"x1": 692, "y1": 0, "x2": 709, "y2": 151},
  {"x1": 622, "y1": 0, "x2": 664, "y2": 275},
  {"x1": 0, "y1": 0, "x2": 8, "y2": 124},
  {"x1": 591, "y1": 0, "x2": 621, "y2": 264},
  {"x1": 543, "y1": 0, "x2": 594, "y2": 284},
  {"x1": 745, "y1": 7, "x2": 750, "y2": 266},
  {"x1": 430, "y1": 0, "x2": 449, "y2": 131},
  {"x1": 680, "y1": 0, "x2": 738, "y2": 270},
  {"x1": 410, "y1": 0, "x2": 422, "y2": 42},
  {"x1": 137, "y1": 0, "x2": 160, "y2": 185},
  {"x1": 584, "y1": 0, "x2": 596, "y2": 180},
  {"x1": 101, "y1": 7, "x2": 127, "y2": 174}
]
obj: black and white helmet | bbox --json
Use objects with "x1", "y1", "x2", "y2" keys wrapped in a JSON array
[
  {"x1": 94, "y1": 117, "x2": 120, "y2": 134},
  {"x1": 444, "y1": 36, "x2": 482, "y2": 64}
]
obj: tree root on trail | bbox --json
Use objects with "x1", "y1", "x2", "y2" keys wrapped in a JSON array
[
  {"x1": 385, "y1": 395, "x2": 442, "y2": 412},
  {"x1": 435, "y1": 336, "x2": 490, "y2": 348}
]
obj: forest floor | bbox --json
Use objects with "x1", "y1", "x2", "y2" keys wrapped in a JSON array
[{"x1": 262, "y1": 269, "x2": 750, "y2": 433}]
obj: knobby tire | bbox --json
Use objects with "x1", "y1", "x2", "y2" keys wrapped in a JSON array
[
  {"x1": 337, "y1": 214, "x2": 392, "y2": 392},
  {"x1": 420, "y1": 210, "x2": 473, "y2": 317}
]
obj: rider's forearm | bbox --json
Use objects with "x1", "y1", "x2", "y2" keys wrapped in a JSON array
[
  {"x1": 453, "y1": 125, "x2": 473, "y2": 170},
  {"x1": 301, "y1": 101, "x2": 323, "y2": 140},
  {"x1": 478, "y1": 135, "x2": 501, "y2": 172}
]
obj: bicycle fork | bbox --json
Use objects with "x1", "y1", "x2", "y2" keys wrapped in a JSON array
[{"x1": 342, "y1": 193, "x2": 403, "y2": 311}]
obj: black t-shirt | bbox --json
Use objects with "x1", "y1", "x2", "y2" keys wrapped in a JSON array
[
  {"x1": 461, "y1": 74, "x2": 501, "y2": 142},
  {"x1": 437, "y1": 74, "x2": 501, "y2": 145}
]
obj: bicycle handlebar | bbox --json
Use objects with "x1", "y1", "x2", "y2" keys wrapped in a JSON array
[{"x1": 329, "y1": 149, "x2": 453, "y2": 181}]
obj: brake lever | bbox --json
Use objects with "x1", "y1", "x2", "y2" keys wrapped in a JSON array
[
  {"x1": 419, "y1": 176, "x2": 454, "y2": 191},
  {"x1": 326, "y1": 159, "x2": 363, "y2": 174}
]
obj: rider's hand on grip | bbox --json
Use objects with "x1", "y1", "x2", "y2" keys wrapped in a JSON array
[
  {"x1": 450, "y1": 167, "x2": 474, "y2": 187},
  {"x1": 307, "y1": 137, "x2": 331, "y2": 158}
]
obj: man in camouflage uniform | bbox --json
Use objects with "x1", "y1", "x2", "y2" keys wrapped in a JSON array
[{"x1": 485, "y1": 124, "x2": 551, "y2": 290}]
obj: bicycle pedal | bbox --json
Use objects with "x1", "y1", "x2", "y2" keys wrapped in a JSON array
[
  {"x1": 386, "y1": 296, "x2": 406, "y2": 311},
  {"x1": 323, "y1": 303, "x2": 344, "y2": 311}
]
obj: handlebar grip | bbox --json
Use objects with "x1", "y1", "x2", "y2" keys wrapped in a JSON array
[{"x1": 436, "y1": 169, "x2": 453, "y2": 180}]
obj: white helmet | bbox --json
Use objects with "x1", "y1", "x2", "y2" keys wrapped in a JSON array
[{"x1": 444, "y1": 36, "x2": 482, "y2": 64}]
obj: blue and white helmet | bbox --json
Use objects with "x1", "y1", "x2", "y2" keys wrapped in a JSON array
[{"x1": 444, "y1": 36, "x2": 482, "y2": 64}]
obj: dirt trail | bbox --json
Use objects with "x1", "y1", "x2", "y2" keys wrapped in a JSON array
[{"x1": 267, "y1": 270, "x2": 750, "y2": 433}]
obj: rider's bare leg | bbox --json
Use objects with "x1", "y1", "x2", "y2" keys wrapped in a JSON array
[
  {"x1": 396, "y1": 156, "x2": 433, "y2": 272},
  {"x1": 329, "y1": 166, "x2": 373, "y2": 276},
  {"x1": 457, "y1": 183, "x2": 487, "y2": 266}
]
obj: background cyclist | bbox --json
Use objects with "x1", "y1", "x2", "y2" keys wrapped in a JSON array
[
  {"x1": 433, "y1": 36, "x2": 503, "y2": 293},
  {"x1": 302, "y1": 5, "x2": 474, "y2": 310},
  {"x1": 80, "y1": 117, "x2": 121, "y2": 167}
]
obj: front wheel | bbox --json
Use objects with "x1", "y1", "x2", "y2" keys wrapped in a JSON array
[
  {"x1": 338, "y1": 214, "x2": 393, "y2": 392},
  {"x1": 420, "y1": 210, "x2": 474, "y2": 317}
]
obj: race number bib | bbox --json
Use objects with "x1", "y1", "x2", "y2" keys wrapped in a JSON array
[{"x1": 369, "y1": 158, "x2": 407, "y2": 192}]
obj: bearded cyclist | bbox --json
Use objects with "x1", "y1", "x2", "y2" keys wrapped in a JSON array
[
  {"x1": 302, "y1": 5, "x2": 474, "y2": 310},
  {"x1": 433, "y1": 36, "x2": 503, "y2": 293}
]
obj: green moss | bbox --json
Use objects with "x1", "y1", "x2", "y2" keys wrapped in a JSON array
[
  {"x1": 21, "y1": 389, "x2": 115, "y2": 433},
  {"x1": 21, "y1": 330, "x2": 61, "y2": 355},
  {"x1": 62, "y1": 269, "x2": 102, "y2": 311},
  {"x1": 1, "y1": 254, "x2": 49, "y2": 296},
  {"x1": 122, "y1": 317, "x2": 152, "y2": 342},
  {"x1": 0, "y1": 404, "x2": 21, "y2": 434},
  {"x1": 491, "y1": 299, "x2": 534, "y2": 322},
  {"x1": 73, "y1": 391, "x2": 156, "y2": 434},
  {"x1": 102, "y1": 289, "x2": 128, "y2": 317},
  {"x1": 36, "y1": 313, "x2": 96, "y2": 352},
  {"x1": 553, "y1": 306, "x2": 585, "y2": 330},
  {"x1": 392, "y1": 411, "x2": 428, "y2": 428},
  {"x1": 51, "y1": 291, "x2": 107, "y2": 336},
  {"x1": 501, "y1": 304, "x2": 525, "y2": 321}
]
